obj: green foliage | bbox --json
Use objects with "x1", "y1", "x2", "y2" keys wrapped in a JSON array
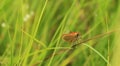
[{"x1": 0, "y1": 0, "x2": 120, "y2": 66}]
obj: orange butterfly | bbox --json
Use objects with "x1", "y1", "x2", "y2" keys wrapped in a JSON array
[{"x1": 62, "y1": 32, "x2": 81, "y2": 43}]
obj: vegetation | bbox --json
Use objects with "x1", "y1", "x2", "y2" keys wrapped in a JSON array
[{"x1": 0, "y1": 0, "x2": 120, "y2": 66}]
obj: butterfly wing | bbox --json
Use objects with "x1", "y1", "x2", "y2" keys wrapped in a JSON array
[{"x1": 62, "y1": 34, "x2": 77, "y2": 42}]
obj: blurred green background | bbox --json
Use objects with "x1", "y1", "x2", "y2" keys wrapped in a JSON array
[{"x1": 0, "y1": 0, "x2": 120, "y2": 66}]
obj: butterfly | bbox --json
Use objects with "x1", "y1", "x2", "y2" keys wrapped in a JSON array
[{"x1": 62, "y1": 32, "x2": 81, "y2": 43}]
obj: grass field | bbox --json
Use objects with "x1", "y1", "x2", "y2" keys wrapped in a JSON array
[{"x1": 0, "y1": 0, "x2": 120, "y2": 66}]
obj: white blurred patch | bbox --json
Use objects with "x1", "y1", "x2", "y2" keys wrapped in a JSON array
[
  {"x1": 23, "y1": 14, "x2": 30, "y2": 22},
  {"x1": 1, "y1": 22, "x2": 6, "y2": 28},
  {"x1": 23, "y1": 11, "x2": 34, "y2": 22}
]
